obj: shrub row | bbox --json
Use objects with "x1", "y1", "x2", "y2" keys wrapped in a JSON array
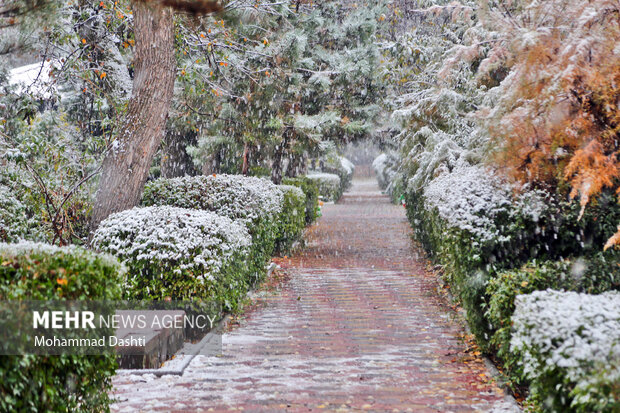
[
  {"x1": 275, "y1": 185, "x2": 306, "y2": 253},
  {"x1": 400, "y1": 164, "x2": 620, "y2": 411},
  {"x1": 323, "y1": 155, "x2": 355, "y2": 192},
  {"x1": 93, "y1": 174, "x2": 314, "y2": 307},
  {"x1": 485, "y1": 254, "x2": 619, "y2": 388},
  {"x1": 0, "y1": 242, "x2": 123, "y2": 413},
  {"x1": 372, "y1": 153, "x2": 396, "y2": 190},
  {"x1": 306, "y1": 172, "x2": 343, "y2": 202},
  {"x1": 142, "y1": 174, "x2": 283, "y2": 281}
]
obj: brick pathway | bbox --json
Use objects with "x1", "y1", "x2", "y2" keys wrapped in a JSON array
[{"x1": 111, "y1": 179, "x2": 516, "y2": 412}]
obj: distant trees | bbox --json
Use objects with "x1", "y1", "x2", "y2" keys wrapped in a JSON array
[{"x1": 179, "y1": 1, "x2": 383, "y2": 183}]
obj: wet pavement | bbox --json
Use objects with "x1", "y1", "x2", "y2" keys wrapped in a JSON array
[{"x1": 111, "y1": 178, "x2": 514, "y2": 412}]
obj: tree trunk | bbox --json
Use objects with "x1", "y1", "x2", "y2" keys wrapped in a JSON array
[
  {"x1": 241, "y1": 142, "x2": 250, "y2": 175},
  {"x1": 285, "y1": 153, "x2": 301, "y2": 177},
  {"x1": 90, "y1": 0, "x2": 175, "y2": 232},
  {"x1": 271, "y1": 132, "x2": 289, "y2": 184},
  {"x1": 161, "y1": 130, "x2": 199, "y2": 178}
]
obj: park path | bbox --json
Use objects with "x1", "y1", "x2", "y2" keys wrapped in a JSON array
[{"x1": 111, "y1": 177, "x2": 514, "y2": 412}]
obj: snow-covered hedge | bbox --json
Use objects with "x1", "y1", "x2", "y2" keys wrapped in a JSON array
[
  {"x1": 142, "y1": 174, "x2": 283, "y2": 223},
  {"x1": 306, "y1": 172, "x2": 342, "y2": 202},
  {"x1": 275, "y1": 185, "x2": 306, "y2": 253},
  {"x1": 403, "y1": 164, "x2": 553, "y2": 346},
  {"x1": 92, "y1": 206, "x2": 252, "y2": 309},
  {"x1": 423, "y1": 165, "x2": 514, "y2": 243},
  {"x1": 327, "y1": 156, "x2": 355, "y2": 192},
  {"x1": 315, "y1": 150, "x2": 355, "y2": 193},
  {"x1": 0, "y1": 241, "x2": 122, "y2": 412},
  {"x1": 142, "y1": 174, "x2": 283, "y2": 281},
  {"x1": 485, "y1": 254, "x2": 619, "y2": 390},
  {"x1": 511, "y1": 290, "x2": 620, "y2": 412}
]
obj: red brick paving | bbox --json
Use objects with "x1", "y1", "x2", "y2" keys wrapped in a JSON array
[{"x1": 111, "y1": 179, "x2": 512, "y2": 412}]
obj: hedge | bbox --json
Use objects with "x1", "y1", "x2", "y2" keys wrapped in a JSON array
[
  {"x1": 282, "y1": 176, "x2": 320, "y2": 225},
  {"x1": 142, "y1": 174, "x2": 283, "y2": 283},
  {"x1": 511, "y1": 290, "x2": 620, "y2": 413},
  {"x1": 0, "y1": 242, "x2": 123, "y2": 413},
  {"x1": 306, "y1": 172, "x2": 342, "y2": 202},
  {"x1": 373, "y1": 153, "x2": 396, "y2": 190},
  {"x1": 92, "y1": 206, "x2": 252, "y2": 311},
  {"x1": 399, "y1": 163, "x2": 620, "y2": 410},
  {"x1": 275, "y1": 185, "x2": 306, "y2": 254}
]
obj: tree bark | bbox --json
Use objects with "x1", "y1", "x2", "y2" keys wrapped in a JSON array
[{"x1": 90, "y1": 0, "x2": 175, "y2": 232}]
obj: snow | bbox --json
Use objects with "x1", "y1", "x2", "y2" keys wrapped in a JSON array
[
  {"x1": 278, "y1": 184, "x2": 304, "y2": 202},
  {"x1": 340, "y1": 156, "x2": 355, "y2": 175},
  {"x1": 305, "y1": 171, "x2": 341, "y2": 190},
  {"x1": 306, "y1": 172, "x2": 341, "y2": 201},
  {"x1": 9, "y1": 62, "x2": 54, "y2": 95},
  {"x1": 0, "y1": 241, "x2": 122, "y2": 270},
  {"x1": 372, "y1": 153, "x2": 387, "y2": 172},
  {"x1": 373, "y1": 153, "x2": 400, "y2": 191}
]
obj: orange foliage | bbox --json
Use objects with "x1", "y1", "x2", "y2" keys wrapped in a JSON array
[{"x1": 480, "y1": 0, "x2": 620, "y2": 249}]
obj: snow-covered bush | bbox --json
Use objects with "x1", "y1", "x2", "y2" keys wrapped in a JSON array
[
  {"x1": 92, "y1": 206, "x2": 252, "y2": 310},
  {"x1": 334, "y1": 156, "x2": 355, "y2": 190},
  {"x1": 423, "y1": 164, "x2": 512, "y2": 243},
  {"x1": 511, "y1": 290, "x2": 620, "y2": 412},
  {"x1": 142, "y1": 174, "x2": 283, "y2": 281},
  {"x1": 275, "y1": 185, "x2": 306, "y2": 253},
  {"x1": 0, "y1": 241, "x2": 123, "y2": 412},
  {"x1": 372, "y1": 152, "x2": 404, "y2": 202},
  {"x1": 306, "y1": 172, "x2": 342, "y2": 202},
  {"x1": 341, "y1": 157, "x2": 355, "y2": 177},
  {"x1": 339, "y1": 156, "x2": 355, "y2": 189},
  {"x1": 282, "y1": 176, "x2": 320, "y2": 225},
  {"x1": 570, "y1": 364, "x2": 620, "y2": 413},
  {"x1": 372, "y1": 153, "x2": 389, "y2": 189}
]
